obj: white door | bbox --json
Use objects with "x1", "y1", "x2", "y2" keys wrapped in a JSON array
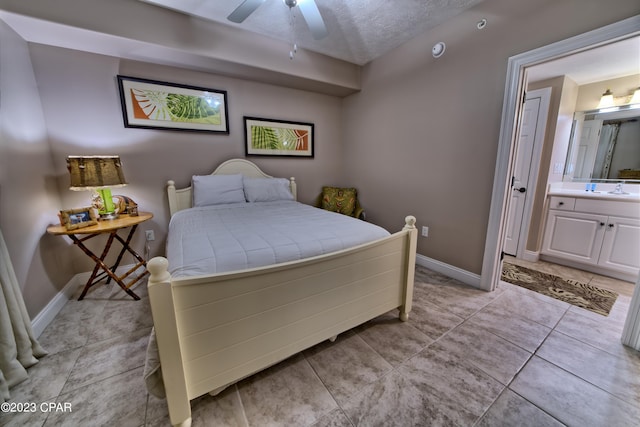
[
  {"x1": 574, "y1": 119, "x2": 603, "y2": 179},
  {"x1": 503, "y1": 92, "x2": 545, "y2": 256}
]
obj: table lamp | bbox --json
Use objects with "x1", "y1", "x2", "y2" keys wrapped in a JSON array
[{"x1": 67, "y1": 155, "x2": 127, "y2": 220}]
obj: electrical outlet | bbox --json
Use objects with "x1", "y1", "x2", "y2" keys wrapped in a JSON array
[
  {"x1": 421, "y1": 226, "x2": 429, "y2": 237},
  {"x1": 145, "y1": 230, "x2": 155, "y2": 241}
]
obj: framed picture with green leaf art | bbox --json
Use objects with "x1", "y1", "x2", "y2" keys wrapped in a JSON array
[
  {"x1": 117, "y1": 75, "x2": 229, "y2": 134},
  {"x1": 244, "y1": 117, "x2": 314, "y2": 157}
]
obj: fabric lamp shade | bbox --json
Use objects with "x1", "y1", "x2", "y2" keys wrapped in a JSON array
[
  {"x1": 67, "y1": 156, "x2": 127, "y2": 189},
  {"x1": 67, "y1": 156, "x2": 127, "y2": 219}
]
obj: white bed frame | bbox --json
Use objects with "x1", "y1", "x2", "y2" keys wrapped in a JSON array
[{"x1": 147, "y1": 159, "x2": 417, "y2": 427}]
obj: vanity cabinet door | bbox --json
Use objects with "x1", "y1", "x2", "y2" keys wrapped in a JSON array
[
  {"x1": 598, "y1": 216, "x2": 640, "y2": 275},
  {"x1": 541, "y1": 210, "x2": 607, "y2": 264}
]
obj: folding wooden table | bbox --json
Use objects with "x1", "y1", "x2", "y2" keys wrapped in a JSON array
[{"x1": 47, "y1": 212, "x2": 153, "y2": 300}]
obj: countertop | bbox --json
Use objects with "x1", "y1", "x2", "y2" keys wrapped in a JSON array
[{"x1": 547, "y1": 188, "x2": 640, "y2": 202}]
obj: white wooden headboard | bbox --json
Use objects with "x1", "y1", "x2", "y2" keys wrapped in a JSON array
[{"x1": 167, "y1": 158, "x2": 297, "y2": 216}]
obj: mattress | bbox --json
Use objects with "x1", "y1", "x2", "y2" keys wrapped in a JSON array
[{"x1": 166, "y1": 201, "x2": 391, "y2": 278}]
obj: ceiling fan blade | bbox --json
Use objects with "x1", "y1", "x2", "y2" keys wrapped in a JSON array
[
  {"x1": 297, "y1": 0, "x2": 328, "y2": 40},
  {"x1": 227, "y1": 0, "x2": 267, "y2": 23}
]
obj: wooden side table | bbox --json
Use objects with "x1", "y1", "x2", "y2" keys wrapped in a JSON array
[{"x1": 47, "y1": 212, "x2": 153, "y2": 300}]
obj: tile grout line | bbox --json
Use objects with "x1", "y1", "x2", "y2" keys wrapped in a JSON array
[
  {"x1": 301, "y1": 350, "x2": 356, "y2": 427},
  {"x1": 233, "y1": 384, "x2": 251, "y2": 427},
  {"x1": 539, "y1": 308, "x2": 640, "y2": 410}
]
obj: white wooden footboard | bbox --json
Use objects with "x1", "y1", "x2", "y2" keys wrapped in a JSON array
[{"x1": 147, "y1": 216, "x2": 417, "y2": 427}]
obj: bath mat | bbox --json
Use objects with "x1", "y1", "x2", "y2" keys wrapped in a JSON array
[{"x1": 501, "y1": 262, "x2": 618, "y2": 316}]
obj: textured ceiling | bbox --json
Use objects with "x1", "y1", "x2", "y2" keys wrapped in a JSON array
[{"x1": 139, "y1": 0, "x2": 485, "y2": 65}]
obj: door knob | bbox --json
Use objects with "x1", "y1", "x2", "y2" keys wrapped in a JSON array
[{"x1": 514, "y1": 187, "x2": 526, "y2": 193}]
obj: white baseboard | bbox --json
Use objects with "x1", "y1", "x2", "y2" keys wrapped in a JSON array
[
  {"x1": 522, "y1": 250, "x2": 540, "y2": 263},
  {"x1": 31, "y1": 275, "x2": 79, "y2": 338},
  {"x1": 415, "y1": 254, "x2": 481, "y2": 289},
  {"x1": 30, "y1": 263, "x2": 142, "y2": 338}
]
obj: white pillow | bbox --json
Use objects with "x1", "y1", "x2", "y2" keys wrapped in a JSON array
[
  {"x1": 243, "y1": 177, "x2": 294, "y2": 202},
  {"x1": 192, "y1": 174, "x2": 245, "y2": 207}
]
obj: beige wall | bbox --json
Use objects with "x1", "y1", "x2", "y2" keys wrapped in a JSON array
[
  {"x1": 0, "y1": 21, "x2": 73, "y2": 317},
  {"x1": 342, "y1": 0, "x2": 640, "y2": 274}
]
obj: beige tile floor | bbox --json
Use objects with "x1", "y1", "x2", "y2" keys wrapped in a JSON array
[{"x1": 2, "y1": 262, "x2": 639, "y2": 427}]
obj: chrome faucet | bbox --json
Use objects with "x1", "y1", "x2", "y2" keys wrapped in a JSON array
[{"x1": 609, "y1": 181, "x2": 628, "y2": 195}]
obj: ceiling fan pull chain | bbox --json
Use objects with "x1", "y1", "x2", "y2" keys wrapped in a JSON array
[{"x1": 289, "y1": 3, "x2": 297, "y2": 59}]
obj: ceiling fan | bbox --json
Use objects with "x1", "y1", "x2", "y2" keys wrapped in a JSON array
[{"x1": 228, "y1": 0, "x2": 329, "y2": 40}]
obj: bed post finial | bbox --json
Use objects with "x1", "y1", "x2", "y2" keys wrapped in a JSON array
[
  {"x1": 167, "y1": 180, "x2": 179, "y2": 217},
  {"x1": 403, "y1": 215, "x2": 417, "y2": 230},
  {"x1": 289, "y1": 177, "x2": 297, "y2": 200},
  {"x1": 148, "y1": 257, "x2": 171, "y2": 284}
]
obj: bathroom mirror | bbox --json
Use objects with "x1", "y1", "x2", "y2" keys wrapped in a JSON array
[{"x1": 564, "y1": 106, "x2": 640, "y2": 184}]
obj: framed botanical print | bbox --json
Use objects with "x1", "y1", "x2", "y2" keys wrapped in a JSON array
[
  {"x1": 117, "y1": 75, "x2": 229, "y2": 133},
  {"x1": 244, "y1": 117, "x2": 314, "y2": 157}
]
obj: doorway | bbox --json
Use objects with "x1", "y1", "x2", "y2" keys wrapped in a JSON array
[{"x1": 480, "y1": 15, "x2": 640, "y2": 349}]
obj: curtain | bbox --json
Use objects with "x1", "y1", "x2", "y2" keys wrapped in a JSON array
[
  {"x1": 592, "y1": 123, "x2": 620, "y2": 179},
  {"x1": 0, "y1": 227, "x2": 47, "y2": 402}
]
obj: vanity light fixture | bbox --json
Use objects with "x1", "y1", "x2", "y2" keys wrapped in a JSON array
[
  {"x1": 630, "y1": 87, "x2": 640, "y2": 105},
  {"x1": 597, "y1": 89, "x2": 614, "y2": 109},
  {"x1": 596, "y1": 87, "x2": 640, "y2": 112}
]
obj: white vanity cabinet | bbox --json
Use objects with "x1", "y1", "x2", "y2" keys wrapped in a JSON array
[
  {"x1": 599, "y1": 215, "x2": 640, "y2": 274},
  {"x1": 541, "y1": 195, "x2": 640, "y2": 281}
]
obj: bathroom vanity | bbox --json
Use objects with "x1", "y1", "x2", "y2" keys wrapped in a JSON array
[{"x1": 541, "y1": 184, "x2": 640, "y2": 282}]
